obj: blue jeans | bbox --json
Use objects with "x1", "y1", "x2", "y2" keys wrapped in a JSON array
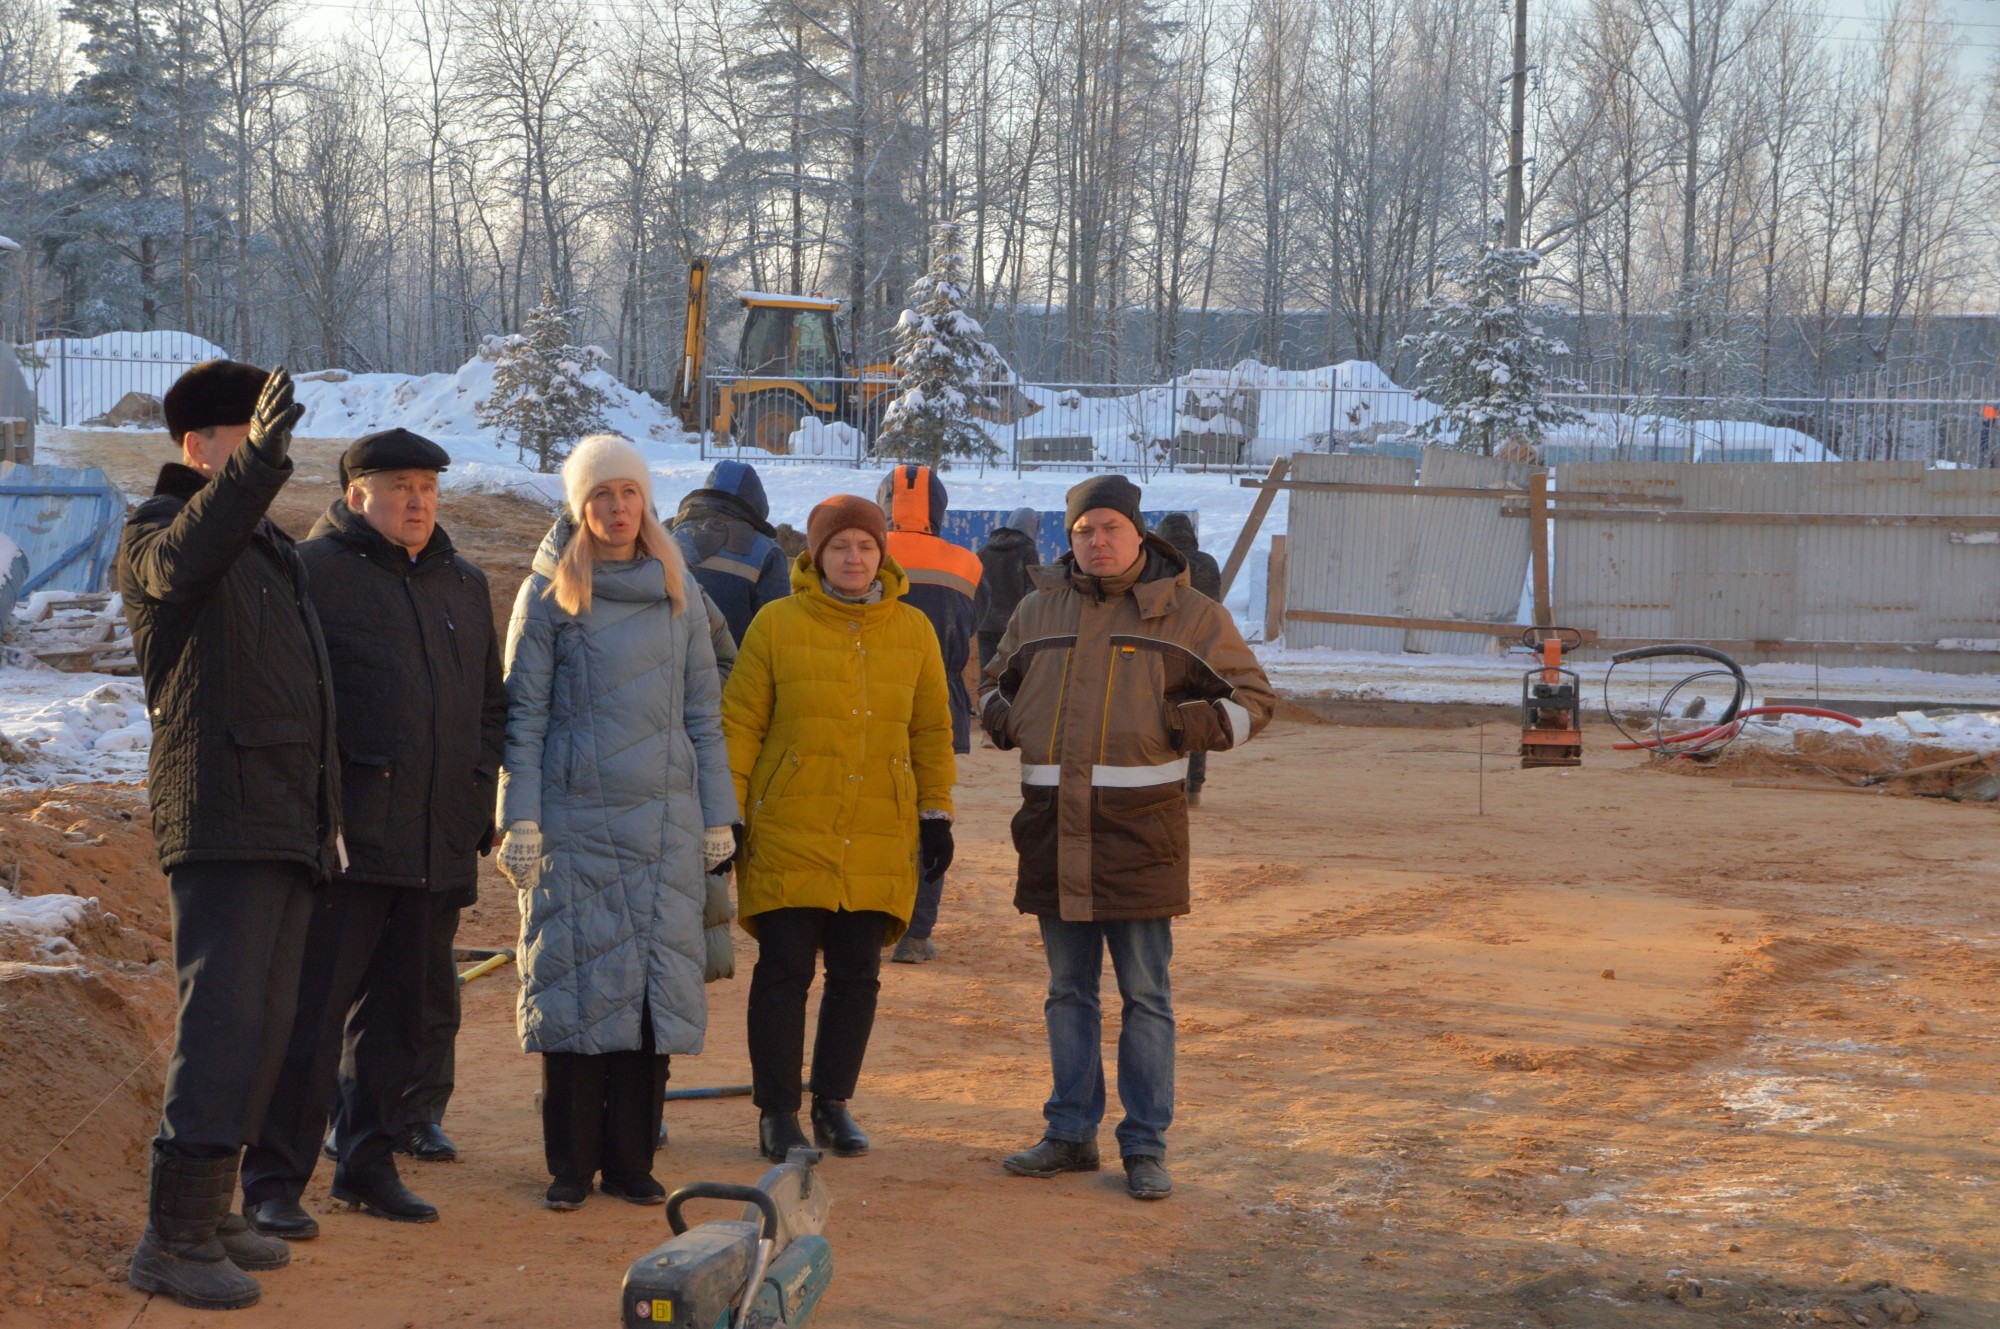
[{"x1": 1037, "y1": 916, "x2": 1175, "y2": 1159}]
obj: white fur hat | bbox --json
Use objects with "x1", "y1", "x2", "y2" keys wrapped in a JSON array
[{"x1": 562, "y1": 434, "x2": 654, "y2": 520}]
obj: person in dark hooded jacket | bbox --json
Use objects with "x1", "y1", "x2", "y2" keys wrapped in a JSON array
[
  {"x1": 671, "y1": 460, "x2": 790, "y2": 644},
  {"x1": 876, "y1": 465, "x2": 980, "y2": 964},
  {"x1": 1154, "y1": 513, "x2": 1223, "y2": 805},
  {"x1": 973, "y1": 507, "x2": 1041, "y2": 667},
  {"x1": 241, "y1": 430, "x2": 507, "y2": 1238},
  {"x1": 1155, "y1": 513, "x2": 1220, "y2": 600}
]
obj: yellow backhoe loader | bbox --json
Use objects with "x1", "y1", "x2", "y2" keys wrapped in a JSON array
[{"x1": 669, "y1": 257, "x2": 1036, "y2": 454}]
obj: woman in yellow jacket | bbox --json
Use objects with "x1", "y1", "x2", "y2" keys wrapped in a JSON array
[{"x1": 722, "y1": 494, "x2": 956, "y2": 1162}]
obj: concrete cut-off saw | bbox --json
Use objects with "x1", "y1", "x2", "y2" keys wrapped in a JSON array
[{"x1": 622, "y1": 1147, "x2": 833, "y2": 1328}]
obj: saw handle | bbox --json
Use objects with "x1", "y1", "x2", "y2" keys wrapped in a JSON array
[{"x1": 666, "y1": 1182, "x2": 779, "y2": 1241}]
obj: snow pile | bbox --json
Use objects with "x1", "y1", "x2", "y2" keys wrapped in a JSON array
[
  {"x1": 1547, "y1": 410, "x2": 1835, "y2": 463},
  {"x1": 1731, "y1": 708, "x2": 2000, "y2": 755},
  {"x1": 26, "y1": 331, "x2": 231, "y2": 427},
  {"x1": 293, "y1": 340, "x2": 685, "y2": 448},
  {"x1": 787, "y1": 418, "x2": 867, "y2": 461},
  {"x1": 0, "y1": 885, "x2": 93, "y2": 939},
  {"x1": 0, "y1": 677, "x2": 151, "y2": 787},
  {"x1": 997, "y1": 359, "x2": 1440, "y2": 467}
]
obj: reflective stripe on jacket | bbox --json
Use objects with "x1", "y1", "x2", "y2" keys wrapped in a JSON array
[{"x1": 979, "y1": 534, "x2": 1275, "y2": 921}]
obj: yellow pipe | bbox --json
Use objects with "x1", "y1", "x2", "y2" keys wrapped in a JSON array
[{"x1": 457, "y1": 951, "x2": 515, "y2": 985}]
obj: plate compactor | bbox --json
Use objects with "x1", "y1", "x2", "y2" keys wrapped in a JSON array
[
  {"x1": 1519, "y1": 627, "x2": 1584, "y2": 769},
  {"x1": 622, "y1": 1148, "x2": 834, "y2": 1328}
]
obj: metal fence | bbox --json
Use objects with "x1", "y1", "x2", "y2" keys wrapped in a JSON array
[
  {"x1": 1273, "y1": 455, "x2": 2000, "y2": 673},
  {"x1": 16, "y1": 331, "x2": 219, "y2": 428},
  {"x1": 694, "y1": 373, "x2": 2000, "y2": 472}
]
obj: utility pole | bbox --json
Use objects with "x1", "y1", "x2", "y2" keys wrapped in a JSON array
[{"x1": 1504, "y1": 0, "x2": 1529, "y2": 249}]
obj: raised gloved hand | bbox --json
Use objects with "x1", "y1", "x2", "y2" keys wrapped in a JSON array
[
  {"x1": 703, "y1": 825, "x2": 738, "y2": 875},
  {"x1": 918, "y1": 816, "x2": 954, "y2": 879},
  {"x1": 246, "y1": 365, "x2": 304, "y2": 465},
  {"x1": 497, "y1": 821, "x2": 542, "y2": 891}
]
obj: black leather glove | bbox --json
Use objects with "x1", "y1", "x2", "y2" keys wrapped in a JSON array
[
  {"x1": 246, "y1": 366, "x2": 304, "y2": 465},
  {"x1": 919, "y1": 817, "x2": 954, "y2": 879}
]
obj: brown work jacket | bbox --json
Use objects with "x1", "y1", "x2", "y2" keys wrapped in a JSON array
[{"x1": 979, "y1": 535, "x2": 1276, "y2": 922}]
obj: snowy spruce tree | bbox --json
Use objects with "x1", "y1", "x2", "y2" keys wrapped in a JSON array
[
  {"x1": 875, "y1": 220, "x2": 1002, "y2": 467},
  {"x1": 1401, "y1": 245, "x2": 1582, "y2": 458},
  {"x1": 480, "y1": 282, "x2": 610, "y2": 473}
]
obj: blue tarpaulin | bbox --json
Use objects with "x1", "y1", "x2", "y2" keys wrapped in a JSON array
[
  {"x1": 940, "y1": 510, "x2": 1194, "y2": 563},
  {"x1": 0, "y1": 462, "x2": 124, "y2": 595}
]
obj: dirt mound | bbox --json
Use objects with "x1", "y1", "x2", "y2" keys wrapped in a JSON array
[
  {"x1": 0, "y1": 785, "x2": 172, "y2": 1322},
  {"x1": 1649, "y1": 731, "x2": 1997, "y2": 801}
]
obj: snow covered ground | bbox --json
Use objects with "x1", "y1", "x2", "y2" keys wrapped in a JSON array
[
  {"x1": 0, "y1": 674, "x2": 151, "y2": 788},
  {"x1": 1262, "y1": 644, "x2": 2000, "y2": 753}
]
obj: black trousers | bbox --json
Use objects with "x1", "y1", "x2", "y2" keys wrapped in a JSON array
[
  {"x1": 1186, "y1": 750, "x2": 1208, "y2": 794},
  {"x1": 746, "y1": 907, "x2": 891, "y2": 1114},
  {"x1": 402, "y1": 903, "x2": 462, "y2": 1126},
  {"x1": 241, "y1": 882, "x2": 436, "y2": 1205},
  {"x1": 541, "y1": 1008, "x2": 669, "y2": 1185},
  {"x1": 156, "y1": 861, "x2": 316, "y2": 1159},
  {"x1": 976, "y1": 629, "x2": 1003, "y2": 669}
]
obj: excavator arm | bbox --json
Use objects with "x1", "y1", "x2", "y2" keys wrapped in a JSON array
[{"x1": 672, "y1": 257, "x2": 709, "y2": 430}]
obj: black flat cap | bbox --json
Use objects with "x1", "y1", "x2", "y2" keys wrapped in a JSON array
[
  {"x1": 163, "y1": 359, "x2": 267, "y2": 443},
  {"x1": 340, "y1": 428, "x2": 451, "y2": 487}
]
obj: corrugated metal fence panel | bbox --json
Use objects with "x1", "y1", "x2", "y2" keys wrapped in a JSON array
[
  {"x1": 1918, "y1": 469, "x2": 2000, "y2": 663},
  {"x1": 1552, "y1": 461, "x2": 2000, "y2": 673},
  {"x1": 1551, "y1": 462, "x2": 1683, "y2": 647},
  {"x1": 1403, "y1": 447, "x2": 1533, "y2": 654},
  {"x1": 1283, "y1": 452, "x2": 1418, "y2": 651},
  {"x1": 0, "y1": 462, "x2": 124, "y2": 594}
]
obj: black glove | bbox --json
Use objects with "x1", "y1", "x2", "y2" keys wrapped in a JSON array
[
  {"x1": 919, "y1": 817, "x2": 954, "y2": 879},
  {"x1": 246, "y1": 366, "x2": 304, "y2": 465},
  {"x1": 705, "y1": 823, "x2": 744, "y2": 877}
]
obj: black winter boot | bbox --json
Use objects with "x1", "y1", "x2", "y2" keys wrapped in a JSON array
[
  {"x1": 759, "y1": 1112, "x2": 810, "y2": 1163},
  {"x1": 128, "y1": 1149, "x2": 263, "y2": 1310},
  {"x1": 810, "y1": 1098, "x2": 870, "y2": 1157}
]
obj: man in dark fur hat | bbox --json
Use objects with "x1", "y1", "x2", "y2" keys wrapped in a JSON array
[{"x1": 117, "y1": 360, "x2": 336, "y2": 1310}]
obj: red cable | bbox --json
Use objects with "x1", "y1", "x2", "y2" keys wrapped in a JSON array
[{"x1": 1612, "y1": 705, "x2": 1865, "y2": 751}]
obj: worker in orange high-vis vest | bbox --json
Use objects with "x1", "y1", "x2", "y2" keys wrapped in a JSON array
[{"x1": 875, "y1": 464, "x2": 981, "y2": 963}]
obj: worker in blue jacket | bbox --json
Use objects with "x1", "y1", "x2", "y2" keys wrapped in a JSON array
[
  {"x1": 876, "y1": 464, "x2": 980, "y2": 964},
  {"x1": 670, "y1": 460, "x2": 790, "y2": 644}
]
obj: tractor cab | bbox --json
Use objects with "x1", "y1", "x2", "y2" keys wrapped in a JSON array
[
  {"x1": 724, "y1": 291, "x2": 852, "y2": 453},
  {"x1": 738, "y1": 295, "x2": 844, "y2": 381}
]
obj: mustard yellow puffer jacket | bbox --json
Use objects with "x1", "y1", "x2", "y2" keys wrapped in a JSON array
[{"x1": 722, "y1": 553, "x2": 956, "y2": 943}]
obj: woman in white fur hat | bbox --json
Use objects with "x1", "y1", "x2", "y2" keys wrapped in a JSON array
[{"x1": 494, "y1": 435, "x2": 740, "y2": 1210}]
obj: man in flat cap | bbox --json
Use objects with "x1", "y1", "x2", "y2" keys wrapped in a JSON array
[
  {"x1": 119, "y1": 360, "x2": 330, "y2": 1309},
  {"x1": 240, "y1": 428, "x2": 507, "y2": 1236}
]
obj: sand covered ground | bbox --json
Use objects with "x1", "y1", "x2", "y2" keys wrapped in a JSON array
[{"x1": 1, "y1": 711, "x2": 1995, "y2": 1328}]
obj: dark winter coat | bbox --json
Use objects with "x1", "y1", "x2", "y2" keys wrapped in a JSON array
[
  {"x1": 116, "y1": 449, "x2": 341, "y2": 878},
  {"x1": 671, "y1": 463, "x2": 790, "y2": 645},
  {"x1": 979, "y1": 537, "x2": 1275, "y2": 922},
  {"x1": 298, "y1": 501, "x2": 508, "y2": 904},
  {"x1": 973, "y1": 526, "x2": 1041, "y2": 636},
  {"x1": 879, "y1": 466, "x2": 981, "y2": 753},
  {"x1": 1155, "y1": 513, "x2": 1221, "y2": 601}
]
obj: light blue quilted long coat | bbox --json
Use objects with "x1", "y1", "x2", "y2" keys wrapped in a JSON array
[{"x1": 498, "y1": 516, "x2": 738, "y2": 1056}]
